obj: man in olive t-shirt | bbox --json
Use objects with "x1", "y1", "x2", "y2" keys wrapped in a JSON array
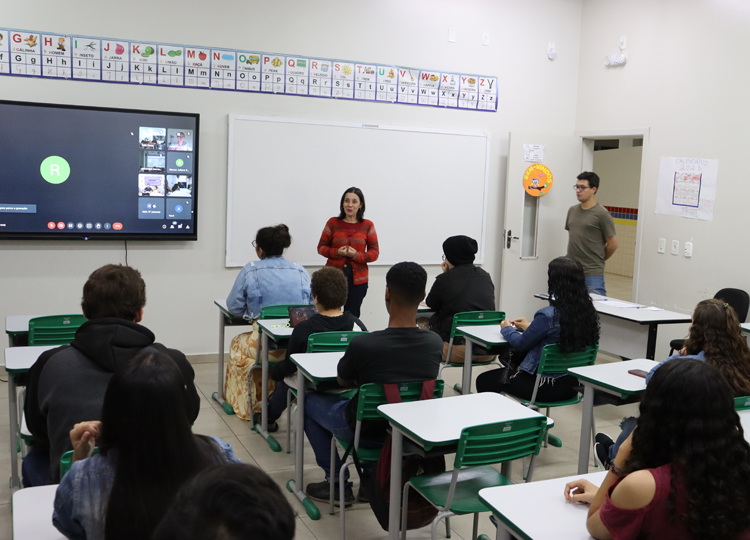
[{"x1": 565, "y1": 171, "x2": 618, "y2": 295}]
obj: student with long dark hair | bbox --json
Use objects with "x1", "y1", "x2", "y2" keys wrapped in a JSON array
[
  {"x1": 476, "y1": 256, "x2": 599, "y2": 401},
  {"x1": 565, "y1": 359, "x2": 750, "y2": 540},
  {"x1": 317, "y1": 187, "x2": 379, "y2": 317},
  {"x1": 53, "y1": 352, "x2": 239, "y2": 540}
]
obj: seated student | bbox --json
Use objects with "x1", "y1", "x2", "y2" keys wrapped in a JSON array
[
  {"x1": 53, "y1": 352, "x2": 240, "y2": 540},
  {"x1": 266, "y1": 267, "x2": 366, "y2": 431},
  {"x1": 23, "y1": 264, "x2": 199, "y2": 486},
  {"x1": 225, "y1": 224, "x2": 312, "y2": 421},
  {"x1": 303, "y1": 262, "x2": 443, "y2": 504},
  {"x1": 153, "y1": 464, "x2": 295, "y2": 540},
  {"x1": 425, "y1": 235, "x2": 496, "y2": 363},
  {"x1": 564, "y1": 359, "x2": 750, "y2": 540},
  {"x1": 476, "y1": 256, "x2": 599, "y2": 401},
  {"x1": 596, "y1": 297, "x2": 750, "y2": 467}
]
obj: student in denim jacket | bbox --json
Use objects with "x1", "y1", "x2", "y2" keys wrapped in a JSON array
[
  {"x1": 224, "y1": 224, "x2": 312, "y2": 421},
  {"x1": 477, "y1": 257, "x2": 599, "y2": 401},
  {"x1": 53, "y1": 352, "x2": 240, "y2": 540}
]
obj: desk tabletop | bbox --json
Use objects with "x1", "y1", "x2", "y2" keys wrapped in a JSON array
[
  {"x1": 739, "y1": 409, "x2": 750, "y2": 444},
  {"x1": 569, "y1": 359, "x2": 658, "y2": 396},
  {"x1": 456, "y1": 325, "x2": 508, "y2": 348},
  {"x1": 12, "y1": 485, "x2": 65, "y2": 540},
  {"x1": 257, "y1": 318, "x2": 294, "y2": 340},
  {"x1": 5, "y1": 345, "x2": 57, "y2": 373},
  {"x1": 535, "y1": 293, "x2": 690, "y2": 325},
  {"x1": 479, "y1": 471, "x2": 607, "y2": 540},
  {"x1": 291, "y1": 352, "x2": 344, "y2": 384},
  {"x1": 6, "y1": 315, "x2": 42, "y2": 334},
  {"x1": 214, "y1": 299, "x2": 231, "y2": 316},
  {"x1": 742, "y1": 323, "x2": 750, "y2": 333},
  {"x1": 378, "y1": 393, "x2": 544, "y2": 450}
]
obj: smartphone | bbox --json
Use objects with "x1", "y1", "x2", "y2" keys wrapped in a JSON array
[{"x1": 628, "y1": 369, "x2": 648, "y2": 378}]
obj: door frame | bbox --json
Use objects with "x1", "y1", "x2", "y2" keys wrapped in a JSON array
[{"x1": 576, "y1": 128, "x2": 650, "y2": 302}]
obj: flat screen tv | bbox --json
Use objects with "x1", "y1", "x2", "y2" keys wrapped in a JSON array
[{"x1": 0, "y1": 100, "x2": 199, "y2": 240}]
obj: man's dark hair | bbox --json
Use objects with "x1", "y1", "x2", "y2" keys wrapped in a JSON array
[
  {"x1": 311, "y1": 267, "x2": 348, "y2": 311},
  {"x1": 152, "y1": 464, "x2": 295, "y2": 540},
  {"x1": 81, "y1": 264, "x2": 146, "y2": 320},
  {"x1": 386, "y1": 262, "x2": 427, "y2": 305},
  {"x1": 577, "y1": 171, "x2": 600, "y2": 191}
]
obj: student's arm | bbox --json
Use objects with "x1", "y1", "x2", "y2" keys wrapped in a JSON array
[
  {"x1": 604, "y1": 236, "x2": 619, "y2": 260},
  {"x1": 352, "y1": 222, "x2": 379, "y2": 263},
  {"x1": 271, "y1": 325, "x2": 311, "y2": 381},
  {"x1": 499, "y1": 311, "x2": 551, "y2": 352},
  {"x1": 644, "y1": 351, "x2": 682, "y2": 384},
  {"x1": 337, "y1": 341, "x2": 359, "y2": 388},
  {"x1": 159, "y1": 345, "x2": 201, "y2": 423},
  {"x1": 25, "y1": 346, "x2": 68, "y2": 445},
  {"x1": 226, "y1": 268, "x2": 249, "y2": 316},
  {"x1": 53, "y1": 464, "x2": 87, "y2": 540},
  {"x1": 601, "y1": 212, "x2": 618, "y2": 260},
  {"x1": 424, "y1": 277, "x2": 443, "y2": 311},
  {"x1": 317, "y1": 220, "x2": 342, "y2": 259}
]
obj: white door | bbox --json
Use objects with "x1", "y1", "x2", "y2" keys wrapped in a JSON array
[{"x1": 498, "y1": 133, "x2": 584, "y2": 318}]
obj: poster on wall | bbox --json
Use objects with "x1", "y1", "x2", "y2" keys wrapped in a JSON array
[{"x1": 656, "y1": 157, "x2": 718, "y2": 221}]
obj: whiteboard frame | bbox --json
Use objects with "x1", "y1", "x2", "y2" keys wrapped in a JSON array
[{"x1": 226, "y1": 114, "x2": 491, "y2": 268}]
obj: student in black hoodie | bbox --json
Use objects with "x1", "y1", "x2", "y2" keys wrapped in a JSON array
[
  {"x1": 22, "y1": 264, "x2": 199, "y2": 486},
  {"x1": 265, "y1": 267, "x2": 366, "y2": 431}
]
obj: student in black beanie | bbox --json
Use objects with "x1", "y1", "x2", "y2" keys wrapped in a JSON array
[{"x1": 425, "y1": 235, "x2": 496, "y2": 363}]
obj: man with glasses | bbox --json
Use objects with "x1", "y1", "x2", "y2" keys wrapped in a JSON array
[{"x1": 565, "y1": 172, "x2": 618, "y2": 295}]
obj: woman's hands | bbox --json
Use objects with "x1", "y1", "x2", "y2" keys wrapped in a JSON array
[
  {"x1": 564, "y1": 479, "x2": 598, "y2": 504},
  {"x1": 70, "y1": 421, "x2": 102, "y2": 463},
  {"x1": 512, "y1": 317, "x2": 530, "y2": 331},
  {"x1": 336, "y1": 246, "x2": 357, "y2": 258}
]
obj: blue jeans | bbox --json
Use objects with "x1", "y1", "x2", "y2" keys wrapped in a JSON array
[
  {"x1": 22, "y1": 445, "x2": 52, "y2": 487},
  {"x1": 304, "y1": 392, "x2": 354, "y2": 483},
  {"x1": 267, "y1": 380, "x2": 290, "y2": 423},
  {"x1": 585, "y1": 275, "x2": 607, "y2": 296},
  {"x1": 608, "y1": 416, "x2": 637, "y2": 462}
]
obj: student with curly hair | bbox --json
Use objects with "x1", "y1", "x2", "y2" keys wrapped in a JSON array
[
  {"x1": 565, "y1": 359, "x2": 750, "y2": 540},
  {"x1": 476, "y1": 256, "x2": 599, "y2": 401}
]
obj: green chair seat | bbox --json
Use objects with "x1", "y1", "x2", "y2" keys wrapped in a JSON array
[
  {"x1": 516, "y1": 394, "x2": 583, "y2": 409},
  {"x1": 408, "y1": 466, "x2": 513, "y2": 515}
]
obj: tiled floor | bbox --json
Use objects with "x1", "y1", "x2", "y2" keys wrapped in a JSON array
[{"x1": 0, "y1": 353, "x2": 639, "y2": 539}]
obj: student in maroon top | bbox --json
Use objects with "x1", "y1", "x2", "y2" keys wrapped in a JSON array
[
  {"x1": 564, "y1": 359, "x2": 750, "y2": 540},
  {"x1": 317, "y1": 187, "x2": 379, "y2": 317}
]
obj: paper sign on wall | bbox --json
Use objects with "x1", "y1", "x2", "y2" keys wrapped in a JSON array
[
  {"x1": 656, "y1": 157, "x2": 718, "y2": 221},
  {"x1": 523, "y1": 144, "x2": 545, "y2": 162}
]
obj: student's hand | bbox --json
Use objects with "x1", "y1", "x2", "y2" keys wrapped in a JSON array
[
  {"x1": 564, "y1": 479, "x2": 598, "y2": 504},
  {"x1": 500, "y1": 320, "x2": 512, "y2": 329},
  {"x1": 512, "y1": 317, "x2": 530, "y2": 331},
  {"x1": 440, "y1": 261, "x2": 450, "y2": 273},
  {"x1": 679, "y1": 347, "x2": 687, "y2": 356},
  {"x1": 336, "y1": 246, "x2": 349, "y2": 258},
  {"x1": 70, "y1": 421, "x2": 101, "y2": 462}
]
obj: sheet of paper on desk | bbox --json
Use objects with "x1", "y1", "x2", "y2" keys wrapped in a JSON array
[
  {"x1": 595, "y1": 300, "x2": 633, "y2": 308},
  {"x1": 643, "y1": 306, "x2": 663, "y2": 311}
]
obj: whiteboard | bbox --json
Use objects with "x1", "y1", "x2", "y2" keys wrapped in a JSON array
[{"x1": 226, "y1": 115, "x2": 490, "y2": 267}]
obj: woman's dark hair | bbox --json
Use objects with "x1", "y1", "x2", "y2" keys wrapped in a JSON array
[
  {"x1": 684, "y1": 298, "x2": 750, "y2": 396},
  {"x1": 152, "y1": 464, "x2": 295, "y2": 540},
  {"x1": 100, "y1": 352, "x2": 223, "y2": 540},
  {"x1": 627, "y1": 359, "x2": 750, "y2": 539},
  {"x1": 338, "y1": 187, "x2": 366, "y2": 222},
  {"x1": 547, "y1": 257, "x2": 599, "y2": 352},
  {"x1": 311, "y1": 267, "x2": 348, "y2": 311},
  {"x1": 255, "y1": 224, "x2": 292, "y2": 257},
  {"x1": 81, "y1": 264, "x2": 146, "y2": 321}
]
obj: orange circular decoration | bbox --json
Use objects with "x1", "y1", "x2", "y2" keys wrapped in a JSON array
[{"x1": 523, "y1": 164, "x2": 553, "y2": 197}]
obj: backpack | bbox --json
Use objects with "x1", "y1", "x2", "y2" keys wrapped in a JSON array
[{"x1": 349, "y1": 379, "x2": 445, "y2": 531}]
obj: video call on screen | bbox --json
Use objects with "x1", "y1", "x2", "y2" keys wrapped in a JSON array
[{"x1": 0, "y1": 102, "x2": 198, "y2": 238}]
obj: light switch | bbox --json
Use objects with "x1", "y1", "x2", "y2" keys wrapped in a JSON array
[
  {"x1": 684, "y1": 242, "x2": 693, "y2": 257},
  {"x1": 448, "y1": 29, "x2": 456, "y2": 43},
  {"x1": 482, "y1": 32, "x2": 490, "y2": 46},
  {"x1": 657, "y1": 238, "x2": 666, "y2": 253},
  {"x1": 671, "y1": 240, "x2": 680, "y2": 255}
]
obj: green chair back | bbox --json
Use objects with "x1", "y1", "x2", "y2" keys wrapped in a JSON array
[
  {"x1": 454, "y1": 417, "x2": 546, "y2": 469},
  {"x1": 60, "y1": 446, "x2": 99, "y2": 480},
  {"x1": 537, "y1": 343, "x2": 599, "y2": 375},
  {"x1": 28, "y1": 315, "x2": 87, "y2": 346},
  {"x1": 259, "y1": 304, "x2": 303, "y2": 320},
  {"x1": 735, "y1": 396, "x2": 750, "y2": 411},
  {"x1": 357, "y1": 380, "x2": 445, "y2": 422},
  {"x1": 306, "y1": 331, "x2": 367, "y2": 353},
  {"x1": 450, "y1": 311, "x2": 505, "y2": 340}
]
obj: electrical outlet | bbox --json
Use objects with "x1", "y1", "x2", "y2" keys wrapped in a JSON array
[
  {"x1": 448, "y1": 29, "x2": 456, "y2": 43},
  {"x1": 671, "y1": 240, "x2": 680, "y2": 255},
  {"x1": 481, "y1": 32, "x2": 490, "y2": 46},
  {"x1": 657, "y1": 238, "x2": 666, "y2": 253},
  {"x1": 684, "y1": 242, "x2": 693, "y2": 257}
]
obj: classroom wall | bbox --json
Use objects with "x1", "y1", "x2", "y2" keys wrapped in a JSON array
[
  {"x1": 1, "y1": 0, "x2": 584, "y2": 355},
  {"x1": 577, "y1": 0, "x2": 750, "y2": 358}
]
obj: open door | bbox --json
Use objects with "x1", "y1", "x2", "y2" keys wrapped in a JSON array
[{"x1": 499, "y1": 133, "x2": 584, "y2": 317}]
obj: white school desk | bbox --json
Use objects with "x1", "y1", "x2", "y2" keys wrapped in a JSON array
[
  {"x1": 568, "y1": 359, "x2": 658, "y2": 474},
  {"x1": 378, "y1": 392, "x2": 551, "y2": 540},
  {"x1": 288, "y1": 351, "x2": 345, "y2": 520},
  {"x1": 534, "y1": 293, "x2": 690, "y2": 360},
  {"x1": 5, "y1": 346, "x2": 56, "y2": 488},
  {"x1": 212, "y1": 300, "x2": 253, "y2": 415},
  {"x1": 12, "y1": 485, "x2": 64, "y2": 539},
  {"x1": 739, "y1": 409, "x2": 750, "y2": 444},
  {"x1": 5, "y1": 315, "x2": 43, "y2": 347},
  {"x1": 455, "y1": 325, "x2": 508, "y2": 394},
  {"x1": 741, "y1": 322, "x2": 750, "y2": 333},
  {"x1": 478, "y1": 471, "x2": 608, "y2": 540}
]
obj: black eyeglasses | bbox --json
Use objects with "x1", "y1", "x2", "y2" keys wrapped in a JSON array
[
  {"x1": 252, "y1": 240, "x2": 257, "y2": 248},
  {"x1": 574, "y1": 185, "x2": 590, "y2": 192},
  {"x1": 442, "y1": 254, "x2": 446, "y2": 262}
]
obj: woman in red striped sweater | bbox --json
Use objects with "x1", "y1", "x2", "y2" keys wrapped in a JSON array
[{"x1": 317, "y1": 187, "x2": 379, "y2": 317}]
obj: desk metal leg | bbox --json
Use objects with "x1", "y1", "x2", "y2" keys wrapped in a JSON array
[
  {"x1": 646, "y1": 324, "x2": 658, "y2": 360},
  {"x1": 457, "y1": 338, "x2": 473, "y2": 395},
  {"x1": 577, "y1": 382, "x2": 595, "y2": 474},
  {"x1": 286, "y1": 370, "x2": 320, "y2": 519},
  {"x1": 494, "y1": 517, "x2": 512, "y2": 540},
  {"x1": 8, "y1": 374, "x2": 20, "y2": 488},
  {"x1": 388, "y1": 428, "x2": 404, "y2": 540},
  {"x1": 254, "y1": 332, "x2": 281, "y2": 452},
  {"x1": 211, "y1": 312, "x2": 234, "y2": 415}
]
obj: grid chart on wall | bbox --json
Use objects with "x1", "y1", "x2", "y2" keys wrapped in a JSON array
[{"x1": 0, "y1": 28, "x2": 498, "y2": 112}]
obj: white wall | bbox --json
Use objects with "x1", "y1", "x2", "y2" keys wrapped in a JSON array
[
  {"x1": 577, "y1": 0, "x2": 750, "y2": 358},
  {"x1": 1, "y1": 0, "x2": 584, "y2": 355}
]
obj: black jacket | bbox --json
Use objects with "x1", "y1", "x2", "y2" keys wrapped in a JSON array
[
  {"x1": 425, "y1": 264, "x2": 496, "y2": 343},
  {"x1": 24, "y1": 317, "x2": 200, "y2": 481}
]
